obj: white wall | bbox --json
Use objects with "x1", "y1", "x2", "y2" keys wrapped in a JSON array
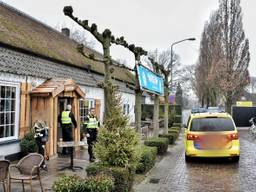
[
  {"x1": 0, "y1": 72, "x2": 46, "y2": 86},
  {"x1": 0, "y1": 142, "x2": 20, "y2": 156},
  {"x1": 145, "y1": 95, "x2": 154, "y2": 105},
  {"x1": 120, "y1": 92, "x2": 136, "y2": 123},
  {"x1": 80, "y1": 85, "x2": 136, "y2": 124},
  {"x1": 0, "y1": 72, "x2": 47, "y2": 157}
]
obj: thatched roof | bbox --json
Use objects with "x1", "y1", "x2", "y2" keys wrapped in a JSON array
[{"x1": 0, "y1": 2, "x2": 134, "y2": 84}]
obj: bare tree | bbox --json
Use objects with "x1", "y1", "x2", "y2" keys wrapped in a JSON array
[
  {"x1": 63, "y1": 6, "x2": 135, "y2": 121},
  {"x1": 70, "y1": 28, "x2": 95, "y2": 48},
  {"x1": 112, "y1": 38, "x2": 147, "y2": 132},
  {"x1": 217, "y1": 0, "x2": 250, "y2": 112},
  {"x1": 56, "y1": 23, "x2": 96, "y2": 48},
  {"x1": 195, "y1": 11, "x2": 223, "y2": 108},
  {"x1": 195, "y1": 0, "x2": 250, "y2": 112},
  {"x1": 148, "y1": 49, "x2": 181, "y2": 134}
]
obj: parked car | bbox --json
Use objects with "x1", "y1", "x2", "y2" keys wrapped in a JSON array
[
  {"x1": 184, "y1": 112, "x2": 240, "y2": 162},
  {"x1": 191, "y1": 107, "x2": 207, "y2": 114},
  {"x1": 207, "y1": 106, "x2": 225, "y2": 113}
]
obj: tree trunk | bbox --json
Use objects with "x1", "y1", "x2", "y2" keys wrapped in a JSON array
[
  {"x1": 103, "y1": 41, "x2": 111, "y2": 121},
  {"x1": 134, "y1": 56, "x2": 142, "y2": 133},
  {"x1": 153, "y1": 95, "x2": 159, "y2": 136},
  {"x1": 225, "y1": 91, "x2": 233, "y2": 114},
  {"x1": 135, "y1": 79, "x2": 142, "y2": 133},
  {"x1": 206, "y1": 95, "x2": 210, "y2": 108},
  {"x1": 201, "y1": 95, "x2": 205, "y2": 108},
  {"x1": 163, "y1": 75, "x2": 169, "y2": 134}
]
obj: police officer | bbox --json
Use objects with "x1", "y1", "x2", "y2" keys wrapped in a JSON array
[
  {"x1": 58, "y1": 104, "x2": 77, "y2": 155},
  {"x1": 84, "y1": 108, "x2": 99, "y2": 162}
]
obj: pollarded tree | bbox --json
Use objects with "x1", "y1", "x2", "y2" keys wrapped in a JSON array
[
  {"x1": 147, "y1": 55, "x2": 161, "y2": 136},
  {"x1": 64, "y1": 6, "x2": 131, "y2": 120},
  {"x1": 148, "y1": 49, "x2": 180, "y2": 134},
  {"x1": 112, "y1": 38, "x2": 147, "y2": 132},
  {"x1": 63, "y1": 7, "x2": 140, "y2": 177}
]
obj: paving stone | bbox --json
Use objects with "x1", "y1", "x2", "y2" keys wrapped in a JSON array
[
  {"x1": 2, "y1": 150, "x2": 90, "y2": 192},
  {"x1": 134, "y1": 128, "x2": 256, "y2": 192}
]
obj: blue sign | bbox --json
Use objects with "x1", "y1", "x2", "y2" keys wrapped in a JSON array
[{"x1": 137, "y1": 65, "x2": 164, "y2": 95}]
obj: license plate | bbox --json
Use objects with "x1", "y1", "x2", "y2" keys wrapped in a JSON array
[{"x1": 194, "y1": 135, "x2": 230, "y2": 150}]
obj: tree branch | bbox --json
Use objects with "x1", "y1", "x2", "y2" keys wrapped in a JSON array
[{"x1": 64, "y1": 6, "x2": 104, "y2": 42}]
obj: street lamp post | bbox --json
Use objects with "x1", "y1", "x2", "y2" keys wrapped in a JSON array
[{"x1": 169, "y1": 38, "x2": 196, "y2": 93}]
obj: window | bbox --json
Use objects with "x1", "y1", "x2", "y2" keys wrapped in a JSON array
[
  {"x1": 79, "y1": 98, "x2": 95, "y2": 125},
  {"x1": 123, "y1": 104, "x2": 130, "y2": 115},
  {"x1": 190, "y1": 117, "x2": 235, "y2": 132},
  {"x1": 0, "y1": 82, "x2": 20, "y2": 141}
]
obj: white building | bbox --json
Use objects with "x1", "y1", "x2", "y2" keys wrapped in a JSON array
[{"x1": 0, "y1": 2, "x2": 139, "y2": 159}]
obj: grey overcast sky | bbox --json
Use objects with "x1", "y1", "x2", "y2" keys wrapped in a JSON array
[{"x1": 2, "y1": 0, "x2": 256, "y2": 76}]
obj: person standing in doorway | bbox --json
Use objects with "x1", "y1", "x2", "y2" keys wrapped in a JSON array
[
  {"x1": 58, "y1": 104, "x2": 77, "y2": 155},
  {"x1": 84, "y1": 108, "x2": 99, "y2": 162}
]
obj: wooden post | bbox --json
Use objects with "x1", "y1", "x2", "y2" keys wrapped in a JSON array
[{"x1": 19, "y1": 82, "x2": 31, "y2": 138}]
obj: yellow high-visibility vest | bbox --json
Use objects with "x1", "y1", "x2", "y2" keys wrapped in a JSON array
[
  {"x1": 84, "y1": 116, "x2": 99, "y2": 129},
  {"x1": 61, "y1": 111, "x2": 71, "y2": 124}
]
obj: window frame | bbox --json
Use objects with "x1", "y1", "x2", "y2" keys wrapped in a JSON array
[
  {"x1": 79, "y1": 98, "x2": 95, "y2": 125},
  {"x1": 123, "y1": 104, "x2": 130, "y2": 115},
  {"x1": 0, "y1": 81, "x2": 20, "y2": 142}
]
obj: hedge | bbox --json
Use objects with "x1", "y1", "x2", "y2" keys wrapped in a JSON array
[
  {"x1": 52, "y1": 174, "x2": 114, "y2": 192},
  {"x1": 172, "y1": 123, "x2": 181, "y2": 128},
  {"x1": 86, "y1": 163, "x2": 134, "y2": 192},
  {"x1": 170, "y1": 126, "x2": 181, "y2": 133},
  {"x1": 168, "y1": 129, "x2": 180, "y2": 134},
  {"x1": 144, "y1": 137, "x2": 168, "y2": 155},
  {"x1": 168, "y1": 130, "x2": 179, "y2": 139},
  {"x1": 159, "y1": 134, "x2": 175, "y2": 145},
  {"x1": 136, "y1": 145, "x2": 157, "y2": 174},
  {"x1": 174, "y1": 115, "x2": 182, "y2": 123}
]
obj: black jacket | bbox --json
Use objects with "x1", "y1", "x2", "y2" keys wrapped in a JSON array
[{"x1": 58, "y1": 110, "x2": 77, "y2": 128}]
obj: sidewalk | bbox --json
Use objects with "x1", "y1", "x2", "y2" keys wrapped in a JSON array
[
  {"x1": 134, "y1": 130, "x2": 184, "y2": 192},
  {"x1": 6, "y1": 149, "x2": 90, "y2": 192}
]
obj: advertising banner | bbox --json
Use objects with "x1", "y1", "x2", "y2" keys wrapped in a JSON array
[{"x1": 137, "y1": 65, "x2": 164, "y2": 95}]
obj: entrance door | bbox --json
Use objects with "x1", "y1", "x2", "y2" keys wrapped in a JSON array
[{"x1": 57, "y1": 97, "x2": 73, "y2": 153}]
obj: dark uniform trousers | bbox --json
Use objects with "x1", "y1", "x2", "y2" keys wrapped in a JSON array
[
  {"x1": 87, "y1": 128, "x2": 98, "y2": 159},
  {"x1": 62, "y1": 124, "x2": 73, "y2": 154}
]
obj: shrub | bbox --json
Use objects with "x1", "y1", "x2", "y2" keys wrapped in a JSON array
[
  {"x1": 95, "y1": 127, "x2": 140, "y2": 167},
  {"x1": 172, "y1": 123, "x2": 181, "y2": 128},
  {"x1": 169, "y1": 128, "x2": 180, "y2": 134},
  {"x1": 81, "y1": 174, "x2": 114, "y2": 192},
  {"x1": 168, "y1": 130, "x2": 179, "y2": 140},
  {"x1": 144, "y1": 137, "x2": 168, "y2": 155},
  {"x1": 159, "y1": 134, "x2": 175, "y2": 144},
  {"x1": 86, "y1": 163, "x2": 133, "y2": 192},
  {"x1": 170, "y1": 126, "x2": 181, "y2": 133},
  {"x1": 170, "y1": 104, "x2": 182, "y2": 115},
  {"x1": 135, "y1": 145, "x2": 157, "y2": 174},
  {"x1": 52, "y1": 174, "x2": 114, "y2": 192},
  {"x1": 174, "y1": 115, "x2": 182, "y2": 123},
  {"x1": 53, "y1": 175, "x2": 79, "y2": 192},
  {"x1": 94, "y1": 82, "x2": 140, "y2": 168},
  {"x1": 20, "y1": 131, "x2": 38, "y2": 155}
]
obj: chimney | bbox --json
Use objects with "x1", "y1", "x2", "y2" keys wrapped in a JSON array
[{"x1": 61, "y1": 28, "x2": 70, "y2": 37}]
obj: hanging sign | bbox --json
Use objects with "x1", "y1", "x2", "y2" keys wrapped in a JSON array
[{"x1": 137, "y1": 65, "x2": 164, "y2": 95}]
